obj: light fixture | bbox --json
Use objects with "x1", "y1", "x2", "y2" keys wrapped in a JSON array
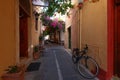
[{"x1": 78, "y1": 0, "x2": 84, "y2": 3}]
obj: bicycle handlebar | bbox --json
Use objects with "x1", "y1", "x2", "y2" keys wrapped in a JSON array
[
  {"x1": 84, "y1": 44, "x2": 88, "y2": 50},
  {"x1": 72, "y1": 44, "x2": 88, "y2": 56},
  {"x1": 80, "y1": 44, "x2": 88, "y2": 54}
]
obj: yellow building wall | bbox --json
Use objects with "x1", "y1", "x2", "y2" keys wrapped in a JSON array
[
  {"x1": 81, "y1": 0, "x2": 107, "y2": 71},
  {"x1": 31, "y1": 6, "x2": 42, "y2": 46},
  {"x1": 65, "y1": 0, "x2": 81, "y2": 49},
  {"x1": 0, "y1": 0, "x2": 17, "y2": 78},
  {"x1": 65, "y1": 0, "x2": 107, "y2": 71},
  {"x1": 0, "y1": 0, "x2": 42, "y2": 79},
  {"x1": 31, "y1": 16, "x2": 41, "y2": 46},
  {"x1": 71, "y1": 8, "x2": 80, "y2": 49}
]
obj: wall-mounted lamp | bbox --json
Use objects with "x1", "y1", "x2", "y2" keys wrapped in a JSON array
[
  {"x1": 88, "y1": 0, "x2": 99, "y2": 3},
  {"x1": 34, "y1": 12, "x2": 39, "y2": 31},
  {"x1": 78, "y1": 0, "x2": 84, "y2": 3},
  {"x1": 77, "y1": 0, "x2": 84, "y2": 9},
  {"x1": 77, "y1": 3, "x2": 83, "y2": 9}
]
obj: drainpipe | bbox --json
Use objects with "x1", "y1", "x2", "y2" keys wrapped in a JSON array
[{"x1": 79, "y1": 9, "x2": 82, "y2": 50}]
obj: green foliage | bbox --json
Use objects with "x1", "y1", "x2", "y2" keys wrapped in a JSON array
[
  {"x1": 5, "y1": 65, "x2": 20, "y2": 73},
  {"x1": 40, "y1": 13, "x2": 51, "y2": 26},
  {"x1": 44, "y1": 0, "x2": 73, "y2": 16},
  {"x1": 33, "y1": 46, "x2": 39, "y2": 52}
]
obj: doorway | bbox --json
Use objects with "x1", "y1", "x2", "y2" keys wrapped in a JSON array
[
  {"x1": 19, "y1": 7, "x2": 28, "y2": 58},
  {"x1": 68, "y1": 27, "x2": 71, "y2": 49}
]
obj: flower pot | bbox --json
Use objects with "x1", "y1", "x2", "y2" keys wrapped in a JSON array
[
  {"x1": 2, "y1": 70, "x2": 24, "y2": 80},
  {"x1": 33, "y1": 52, "x2": 40, "y2": 60},
  {"x1": 39, "y1": 40, "x2": 42, "y2": 44}
]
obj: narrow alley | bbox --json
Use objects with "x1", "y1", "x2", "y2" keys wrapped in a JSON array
[
  {"x1": 25, "y1": 44, "x2": 98, "y2": 80},
  {"x1": 1, "y1": 0, "x2": 120, "y2": 80}
]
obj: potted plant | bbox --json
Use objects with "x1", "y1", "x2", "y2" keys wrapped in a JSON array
[
  {"x1": 2, "y1": 65, "x2": 25, "y2": 80},
  {"x1": 39, "y1": 35, "x2": 43, "y2": 44},
  {"x1": 33, "y1": 45, "x2": 40, "y2": 60}
]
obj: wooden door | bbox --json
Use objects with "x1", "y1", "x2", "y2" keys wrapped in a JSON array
[
  {"x1": 19, "y1": 17, "x2": 28, "y2": 57},
  {"x1": 114, "y1": 1, "x2": 120, "y2": 77}
]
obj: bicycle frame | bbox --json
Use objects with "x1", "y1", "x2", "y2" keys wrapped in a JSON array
[{"x1": 74, "y1": 44, "x2": 88, "y2": 63}]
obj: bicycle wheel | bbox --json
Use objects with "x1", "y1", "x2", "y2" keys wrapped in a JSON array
[
  {"x1": 77, "y1": 56, "x2": 99, "y2": 79},
  {"x1": 72, "y1": 48, "x2": 79, "y2": 64},
  {"x1": 72, "y1": 55, "x2": 77, "y2": 64}
]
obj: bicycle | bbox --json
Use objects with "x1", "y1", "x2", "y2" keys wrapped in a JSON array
[{"x1": 72, "y1": 44, "x2": 99, "y2": 79}]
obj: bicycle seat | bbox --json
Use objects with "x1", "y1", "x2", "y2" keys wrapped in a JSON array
[{"x1": 73, "y1": 48, "x2": 79, "y2": 56}]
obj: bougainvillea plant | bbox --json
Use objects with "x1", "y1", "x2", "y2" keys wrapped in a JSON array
[
  {"x1": 43, "y1": 0, "x2": 73, "y2": 17},
  {"x1": 40, "y1": 13, "x2": 65, "y2": 35}
]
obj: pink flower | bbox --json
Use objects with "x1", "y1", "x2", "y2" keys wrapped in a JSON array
[
  {"x1": 50, "y1": 19, "x2": 58, "y2": 27},
  {"x1": 51, "y1": 21, "x2": 57, "y2": 27}
]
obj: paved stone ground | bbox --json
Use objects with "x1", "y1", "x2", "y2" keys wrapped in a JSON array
[{"x1": 25, "y1": 45, "x2": 99, "y2": 80}]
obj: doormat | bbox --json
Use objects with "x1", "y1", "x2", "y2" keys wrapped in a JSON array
[{"x1": 26, "y1": 62, "x2": 41, "y2": 72}]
